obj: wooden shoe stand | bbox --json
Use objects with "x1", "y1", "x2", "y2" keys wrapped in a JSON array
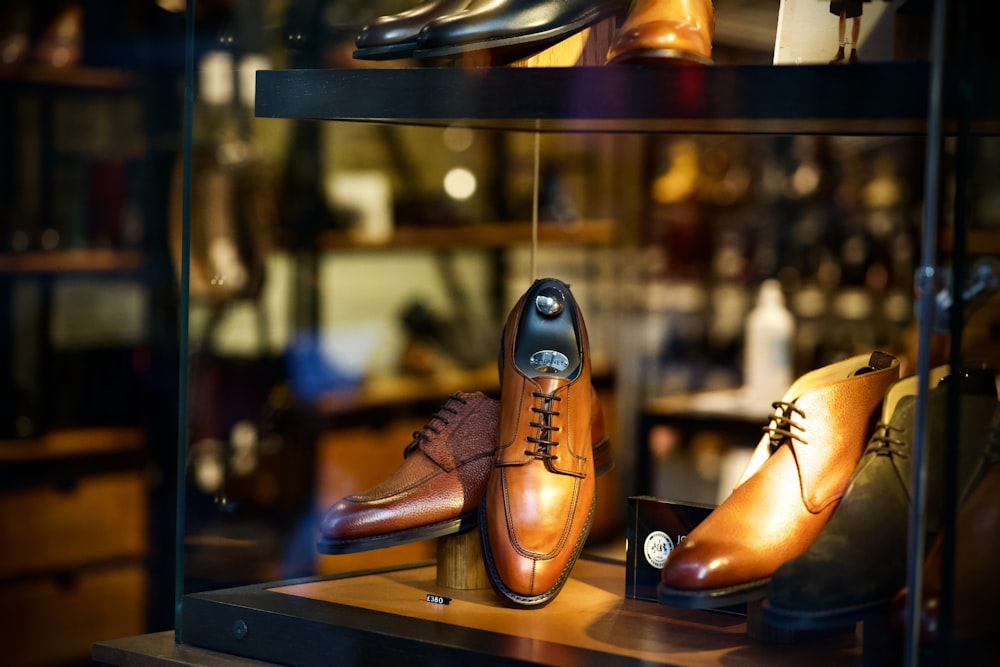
[{"x1": 435, "y1": 528, "x2": 492, "y2": 590}]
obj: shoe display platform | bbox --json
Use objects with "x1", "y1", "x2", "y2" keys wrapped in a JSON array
[{"x1": 96, "y1": 556, "x2": 864, "y2": 666}]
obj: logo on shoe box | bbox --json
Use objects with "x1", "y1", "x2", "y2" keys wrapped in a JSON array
[{"x1": 643, "y1": 531, "x2": 677, "y2": 569}]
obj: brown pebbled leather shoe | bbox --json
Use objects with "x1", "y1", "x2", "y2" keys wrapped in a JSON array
[
  {"x1": 481, "y1": 277, "x2": 598, "y2": 607},
  {"x1": 318, "y1": 392, "x2": 497, "y2": 554},
  {"x1": 606, "y1": 0, "x2": 715, "y2": 65},
  {"x1": 318, "y1": 390, "x2": 612, "y2": 554},
  {"x1": 657, "y1": 351, "x2": 900, "y2": 609}
]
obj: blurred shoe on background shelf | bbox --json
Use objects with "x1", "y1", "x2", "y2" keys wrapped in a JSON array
[
  {"x1": 606, "y1": 0, "x2": 714, "y2": 65},
  {"x1": 34, "y1": 1, "x2": 82, "y2": 68},
  {"x1": 413, "y1": 0, "x2": 630, "y2": 64},
  {"x1": 354, "y1": 0, "x2": 473, "y2": 60}
]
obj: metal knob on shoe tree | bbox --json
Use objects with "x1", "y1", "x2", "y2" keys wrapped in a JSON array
[
  {"x1": 530, "y1": 286, "x2": 569, "y2": 373},
  {"x1": 535, "y1": 286, "x2": 565, "y2": 317}
]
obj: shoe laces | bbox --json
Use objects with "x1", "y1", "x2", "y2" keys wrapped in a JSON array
[
  {"x1": 404, "y1": 393, "x2": 467, "y2": 457},
  {"x1": 763, "y1": 400, "x2": 807, "y2": 455},
  {"x1": 525, "y1": 391, "x2": 561, "y2": 462},
  {"x1": 867, "y1": 422, "x2": 908, "y2": 458}
]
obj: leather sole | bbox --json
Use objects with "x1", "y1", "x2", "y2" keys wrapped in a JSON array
[
  {"x1": 607, "y1": 48, "x2": 712, "y2": 65},
  {"x1": 413, "y1": 10, "x2": 614, "y2": 62},
  {"x1": 317, "y1": 511, "x2": 479, "y2": 555},
  {"x1": 353, "y1": 41, "x2": 418, "y2": 60},
  {"x1": 593, "y1": 434, "x2": 614, "y2": 477},
  {"x1": 657, "y1": 577, "x2": 770, "y2": 609},
  {"x1": 762, "y1": 597, "x2": 892, "y2": 630},
  {"x1": 413, "y1": 33, "x2": 567, "y2": 65},
  {"x1": 479, "y1": 483, "x2": 595, "y2": 607}
]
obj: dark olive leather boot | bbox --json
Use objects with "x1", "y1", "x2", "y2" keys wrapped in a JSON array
[{"x1": 763, "y1": 366, "x2": 998, "y2": 629}]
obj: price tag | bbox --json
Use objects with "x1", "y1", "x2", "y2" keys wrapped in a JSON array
[{"x1": 425, "y1": 594, "x2": 451, "y2": 605}]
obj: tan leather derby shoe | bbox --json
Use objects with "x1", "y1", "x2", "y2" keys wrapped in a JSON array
[
  {"x1": 318, "y1": 389, "x2": 612, "y2": 554},
  {"x1": 658, "y1": 351, "x2": 900, "y2": 609},
  {"x1": 481, "y1": 277, "x2": 599, "y2": 606},
  {"x1": 606, "y1": 0, "x2": 715, "y2": 65}
]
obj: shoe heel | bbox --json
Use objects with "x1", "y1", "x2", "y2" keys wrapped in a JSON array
[
  {"x1": 591, "y1": 385, "x2": 614, "y2": 476},
  {"x1": 594, "y1": 434, "x2": 614, "y2": 477}
]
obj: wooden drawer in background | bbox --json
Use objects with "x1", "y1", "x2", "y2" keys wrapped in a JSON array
[
  {"x1": 0, "y1": 561, "x2": 148, "y2": 667},
  {"x1": 0, "y1": 470, "x2": 147, "y2": 578}
]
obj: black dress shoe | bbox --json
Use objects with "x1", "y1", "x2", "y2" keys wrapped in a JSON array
[
  {"x1": 413, "y1": 0, "x2": 630, "y2": 63},
  {"x1": 763, "y1": 365, "x2": 998, "y2": 630},
  {"x1": 354, "y1": 0, "x2": 473, "y2": 60}
]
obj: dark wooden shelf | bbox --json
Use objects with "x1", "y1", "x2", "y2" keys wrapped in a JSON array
[
  {"x1": 0, "y1": 63, "x2": 138, "y2": 90},
  {"x1": 0, "y1": 249, "x2": 146, "y2": 274},
  {"x1": 940, "y1": 227, "x2": 1000, "y2": 255},
  {"x1": 0, "y1": 426, "x2": 148, "y2": 489},
  {"x1": 312, "y1": 358, "x2": 614, "y2": 417},
  {"x1": 254, "y1": 62, "x2": 997, "y2": 135},
  {"x1": 0, "y1": 427, "x2": 145, "y2": 463},
  {"x1": 318, "y1": 219, "x2": 617, "y2": 251}
]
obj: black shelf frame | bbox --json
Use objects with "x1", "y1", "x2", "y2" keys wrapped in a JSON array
[
  {"x1": 180, "y1": 558, "x2": 864, "y2": 667},
  {"x1": 255, "y1": 62, "x2": 995, "y2": 135}
]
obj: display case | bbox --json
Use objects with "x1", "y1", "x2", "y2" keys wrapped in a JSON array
[{"x1": 94, "y1": 0, "x2": 999, "y2": 665}]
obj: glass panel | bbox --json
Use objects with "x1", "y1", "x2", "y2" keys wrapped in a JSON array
[{"x1": 173, "y1": 1, "x2": 995, "y2": 664}]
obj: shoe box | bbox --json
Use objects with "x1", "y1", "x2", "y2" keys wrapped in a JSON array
[{"x1": 624, "y1": 494, "x2": 744, "y2": 617}]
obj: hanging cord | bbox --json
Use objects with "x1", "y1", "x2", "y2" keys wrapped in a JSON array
[{"x1": 531, "y1": 121, "x2": 541, "y2": 281}]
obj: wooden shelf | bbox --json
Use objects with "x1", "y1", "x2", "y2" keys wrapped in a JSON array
[
  {"x1": 312, "y1": 366, "x2": 501, "y2": 416},
  {"x1": 0, "y1": 63, "x2": 138, "y2": 90},
  {"x1": 940, "y1": 227, "x2": 1000, "y2": 256},
  {"x1": 645, "y1": 388, "x2": 769, "y2": 425},
  {"x1": 318, "y1": 219, "x2": 617, "y2": 251},
  {"x1": 0, "y1": 427, "x2": 145, "y2": 463},
  {"x1": 0, "y1": 249, "x2": 146, "y2": 274},
  {"x1": 313, "y1": 357, "x2": 614, "y2": 416},
  {"x1": 255, "y1": 62, "x2": 999, "y2": 135}
]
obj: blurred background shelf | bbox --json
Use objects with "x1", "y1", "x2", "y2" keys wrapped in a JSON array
[
  {"x1": 318, "y1": 219, "x2": 617, "y2": 251},
  {"x1": 0, "y1": 249, "x2": 146, "y2": 274},
  {"x1": 0, "y1": 426, "x2": 145, "y2": 463},
  {"x1": 0, "y1": 64, "x2": 138, "y2": 90}
]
